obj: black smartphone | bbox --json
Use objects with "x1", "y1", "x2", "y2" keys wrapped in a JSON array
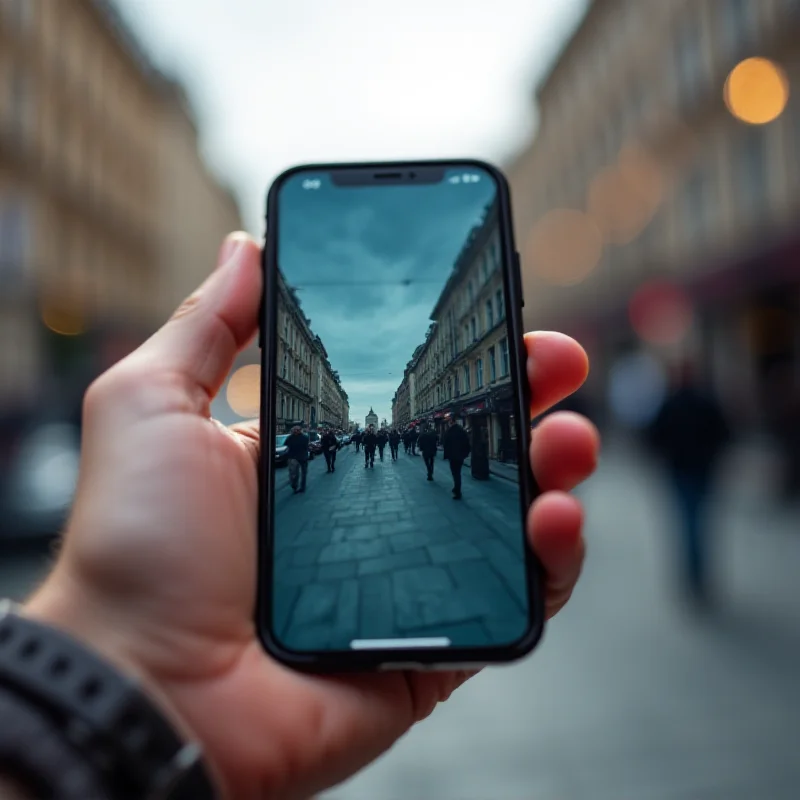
[{"x1": 257, "y1": 160, "x2": 543, "y2": 672}]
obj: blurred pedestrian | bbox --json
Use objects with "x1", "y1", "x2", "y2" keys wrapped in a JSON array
[
  {"x1": 389, "y1": 428, "x2": 401, "y2": 461},
  {"x1": 377, "y1": 428, "x2": 388, "y2": 461},
  {"x1": 286, "y1": 425, "x2": 310, "y2": 493},
  {"x1": 321, "y1": 427, "x2": 339, "y2": 473},
  {"x1": 363, "y1": 425, "x2": 377, "y2": 468},
  {"x1": 418, "y1": 425, "x2": 438, "y2": 481},
  {"x1": 443, "y1": 417, "x2": 471, "y2": 499},
  {"x1": 647, "y1": 361, "x2": 730, "y2": 605}
]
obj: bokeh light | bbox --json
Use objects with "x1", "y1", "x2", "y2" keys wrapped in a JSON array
[
  {"x1": 724, "y1": 57, "x2": 789, "y2": 125},
  {"x1": 227, "y1": 364, "x2": 261, "y2": 418},
  {"x1": 525, "y1": 209, "x2": 603, "y2": 286},
  {"x1": 40, "y1": 302, "x2": 85, "y2": 337},
  {"x1": 587, "y1": 145, "x2": 664, "y2": 245},
  {"x1": 629, "y1": 280, "x2": 693, "y2": 345}
]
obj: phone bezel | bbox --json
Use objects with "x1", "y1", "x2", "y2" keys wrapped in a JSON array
[{"x1": 256, "y1": 159, "x2": 544, "y2": 672}]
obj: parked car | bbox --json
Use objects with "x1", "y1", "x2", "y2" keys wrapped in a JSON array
[
  {"x1": 274, "y1": 434, "x2": 291, "y2": 466},
  {"x1": 308, "y1": 431, "x2": 322, "y2": 457}
]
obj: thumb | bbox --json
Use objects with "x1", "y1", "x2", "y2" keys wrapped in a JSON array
[{"x1": 130, "y1": 232, "x2": 262, "y2": 401}]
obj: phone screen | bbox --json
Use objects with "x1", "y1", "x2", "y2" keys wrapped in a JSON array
[{"x1": 270, "y1": 165, "x2": 531, "y2": 655}]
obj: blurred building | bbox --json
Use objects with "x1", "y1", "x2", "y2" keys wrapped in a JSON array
[
  {"x1": 365, "y1": 407, "x2": 378, "y2": 429},
  {"x1": 392, "y1": 201, "x2": 516, "y2": 459},
  {"x1": 0, "y1": 0, "x2": 241, "y2": 423},
  {"x1": 275, "y1": 271, "x2": 349, "y2": 432},
  {"x1": 508, "y1": 0, "x2": 800, "y2": 432}
]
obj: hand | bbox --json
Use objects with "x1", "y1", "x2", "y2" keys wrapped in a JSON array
[{"x1": 25, "y1": 233, "x2": 599, "y2": 800}]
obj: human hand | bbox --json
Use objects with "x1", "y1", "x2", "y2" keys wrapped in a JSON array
[{"x1": 25, "y1": 233, "x2": 599, "y2": 800}]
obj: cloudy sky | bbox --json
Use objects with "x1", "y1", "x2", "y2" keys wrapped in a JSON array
[
  {"x1": 278, "y1": 169, "x2": 496, "y2": 423},
  {"x1": 116, "y1": 0, "x2": 587, "y2": 234}
]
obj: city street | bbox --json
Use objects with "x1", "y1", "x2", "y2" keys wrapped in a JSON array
[
  {"x1": 1, "y1": 439, "x2": 798, "y2": 798},
  {"x1": 273, "y1": 445, "x2": 529, "y2": 651}
]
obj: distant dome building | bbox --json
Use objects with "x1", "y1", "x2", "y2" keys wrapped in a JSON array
[{"x1": 365, "y1": 407, "x2": 378, "y2": 429}]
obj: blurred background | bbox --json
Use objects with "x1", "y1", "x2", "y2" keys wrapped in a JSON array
[{"x1": 1, "y1": 0, "x2": 799, "y2": 797}]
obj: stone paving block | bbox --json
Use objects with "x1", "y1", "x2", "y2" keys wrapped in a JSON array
[
  {"x1": 359, "y1": 574, "x2": 395, "y2": 639},
  {"x1": 378, "y1": 520, "x2": 420, "y2": 536},
  {"x1": 291, "y1": 544, "x2": 326, "y2": 567},
  {"x1": 358, "y1": 547, "x2": 430, "y2": 577},
  {"x1": 291, "y1": 526, "x2": 334, "y2": 547},
  {"x1": 272, "y1": 584, "x2": 300, "y2": 640},
  {"x1": 276, "y1": 566, "x2": 317, "y2": 587},
  {"x1": 473, "y1": 538, "x2": 528, "y2": 608},
  {"x1": 290, "y1": 582, "x2": 339, "y2": 629},
  {"x1": 317, "y1": 561, "x2": 359, "y2": 582},
  {"x1": 393, "y1": 566, "x2": 484, "y2": 630},
  {"x1": 331, "y1": 579, "x2": 360, "y2": 649},
  {"x1": 448, "y1": 559, "x2": 526, "y2": 619},
  {"x1": 319, "y1": 538, "x2": 389, "y2": 564},
  {"x1": 428, "y1": 540, "x2": 483, "y2": 565},
  {"x1": 331, "y1": 525, "x2": 379, "y2": 543},
  {"x1": 387, "y1": 530, "x2": 432, "y2": 553},
  {"x1": 283, "y1": 623, "x2": 331, "y2": 652}
]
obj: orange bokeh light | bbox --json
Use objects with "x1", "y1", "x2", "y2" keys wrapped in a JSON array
[
  {"x1": 724, "y1": 57, "x2": 789, "y2": 125},
  {"x1": 526, "y1": 209, "x2": 603, "y2": 286},
  {"x1": 227, "y1": 364, "x2": 261, "y2": 418}
]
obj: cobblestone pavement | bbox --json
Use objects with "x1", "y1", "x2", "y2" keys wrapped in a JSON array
[{"x1": 274, "y1": 446, "x2": 530, "y2": 651}]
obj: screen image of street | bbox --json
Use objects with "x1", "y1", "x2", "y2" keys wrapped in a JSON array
[{"x1": 271, "y1": 169, "x2": 529, "y2": 652}]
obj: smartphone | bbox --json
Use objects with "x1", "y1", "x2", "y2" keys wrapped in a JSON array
[{"x1": 257, "y1": 160, "x2": 543, "y2": 672}]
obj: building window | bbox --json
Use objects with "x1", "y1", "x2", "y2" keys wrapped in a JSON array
[
  {"x1": 496, "y1": 289, "x2": 505, "y2": 320},
  {"x1": 500, "y1": 338, "x2": 509, "y2": 377},
  {"x1": 280, "y1": 394, "x2": 286, "y2": 418},
  {"x1": 481, "y1": 252, "x2": 489, "y2": 283},
  {"x1": 476, "y1": 358, "x2": 484, "y2": 388},
  {"x1": 489, "y1": 346, "x2": 497, "y2": 382},
  {"x1": 485, "y1": 299, "x2": 494, "y2": 330},
  {"x1": 470, "y1": 316, "x2": 477, "y2": 341},
  {"x1": 468, "y1": 281, "x2": 474, "y2": 305},
  {"x1": 463, "y1": 364, "x2": 471, "y2": 393}
]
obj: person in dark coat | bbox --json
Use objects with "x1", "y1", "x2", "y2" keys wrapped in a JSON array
[
  {"x1": 362, "y1": 425, "x2": 377, "y2": 468},
  {"x1": 285, "y1": 425, "x2": 309, "y2": 493},
  {"x1": 442, "y1": 418, "x2": 471, "y2": 499},
  {"x1": 353, "y1": 430, "x2": 362, "y2": 453},
  {"x1": 320, "y1": 427, "x2": 339, "y2": 473},
  {"x1": 408, "y1": 426, "x2": 418, "y2": 455},
  {"x1": 402, "y1": 429, "x2": 410, "y2": 454},
  {"x1": 376, "y1": 428, "x2": 388, "y2": 461},
  {"x1": 646, "y1": 362, "x2": 731, "y2": 605},
  {"x1": 388, "y1": 429, "x2": 401, "y2": 461},
  {"x1": 417, "y1": 425, "x2": 439, "y2": 481}
]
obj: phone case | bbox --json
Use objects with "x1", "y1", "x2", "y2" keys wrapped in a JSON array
[{"x1": 256, "y1": 159, "x2": 545, "y2": 672}]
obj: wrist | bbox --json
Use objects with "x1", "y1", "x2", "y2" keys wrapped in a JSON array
[{"x1": 21, "y1": 566, "x2": 198, "y2": 748}]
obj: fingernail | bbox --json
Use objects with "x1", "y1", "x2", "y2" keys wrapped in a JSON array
[{"x1": 217, "y1": 232, "x2": 249, "y2": 269}]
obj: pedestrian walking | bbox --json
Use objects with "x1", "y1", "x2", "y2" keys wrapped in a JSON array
[
  {"x1": 285, "y1": 425, "x2": 309, "y2": 493},
  {"x1": 418, "y1": 425, "x2": 438, "y2": 481},
  {"x1": 442, "y1": 417, "x2": 470, "y2": 499},
  {"x1": 646, "y1": 361, "x2": 730, "y2": 606},
  {"x1": 377, "y1": 428, "x2": 388, "y2": 461},
  {"x1": 362, "y1": 425, "x2": 377, "y2": 468},
  {"x1": 389, "y1": 429, "x2": 401, "y2": 461},
  {"x1": 321, "y1": 427, "x2": 339, "y2": 473},
  {"x1": 409, "y1": 426, "x2": 419, "y2": 455},
  {"x1": 353, "y1": 430, "x2": 362, "y2": 453}
]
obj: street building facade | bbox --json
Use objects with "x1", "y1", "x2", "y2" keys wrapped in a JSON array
[
  {"x1": 0, "y1": 0, "x2": 241, "y2": 419},
  {"x1": 275, "y1": 271, "x2": 349, "y2": 432},
  {"x1": 506, "y1": 0, "x2": 800, "y2": 432},
  {"x1": 392, "y1": 199, "x2": 517, "y2": 461}
]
